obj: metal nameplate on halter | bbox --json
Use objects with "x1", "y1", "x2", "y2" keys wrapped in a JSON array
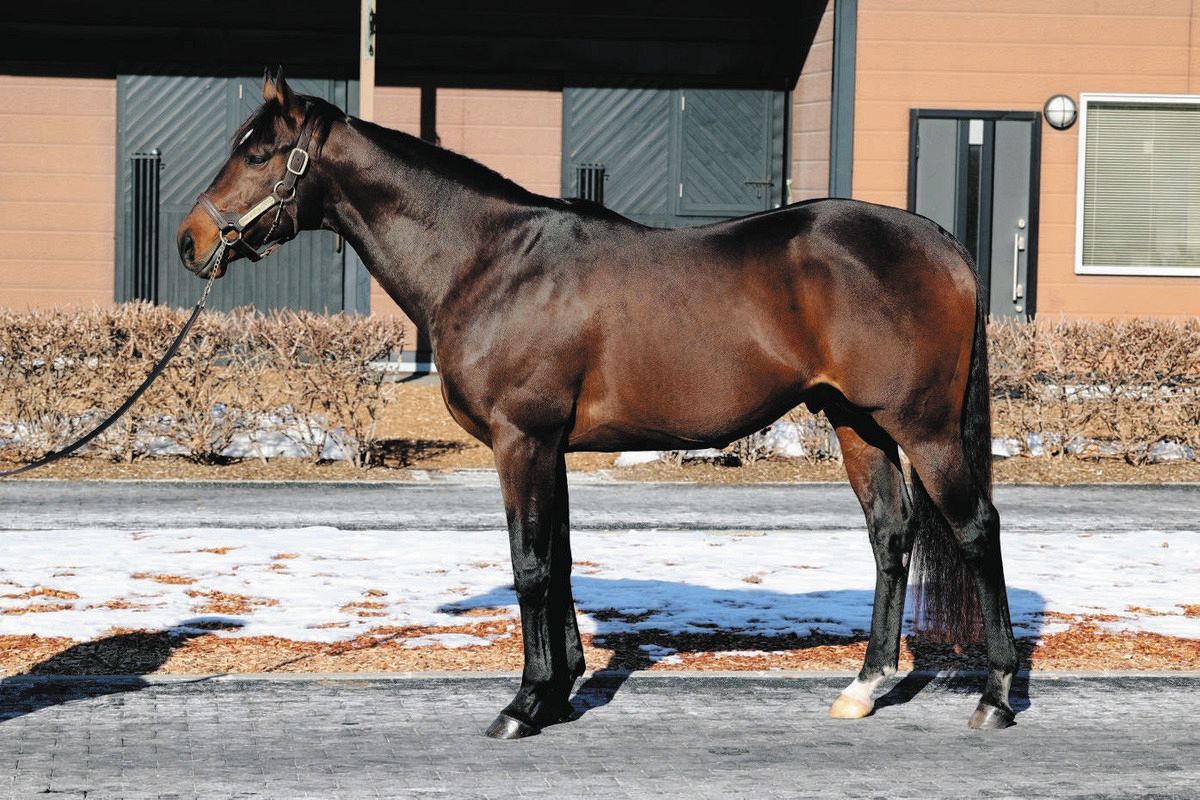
[
  {"x1": 287, "y1": 148, "x2": 310, "y2": 176},
  {"x1": 236, "y1": 196, "x2": 280, "y2": 229}
]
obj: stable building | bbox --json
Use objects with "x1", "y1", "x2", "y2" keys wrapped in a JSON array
[{"x1": 1, "y1": 1, "x2": 1197, "y2": 361}]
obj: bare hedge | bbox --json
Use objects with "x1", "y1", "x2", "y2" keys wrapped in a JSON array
[
  {"x1": 0, "y1": 304, "x2": 404, "y2": 467},
  {"x1": 1, "y1": 306, "x2": 1197, "y2": 468},
  {"x1": 728, "y1": 317, "x2": 1200, "y2": 466},
  {"x1": 988, "y1": 317, "x2": 1200, "y2": 464}
]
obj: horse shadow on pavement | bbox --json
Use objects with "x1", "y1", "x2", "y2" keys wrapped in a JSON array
[
  {"x1": 443, "y1": 577, "x2": 1044, "y2": 722},
  {"x1": 0, "y1": 618, "x2": 242, "y2": 724}
]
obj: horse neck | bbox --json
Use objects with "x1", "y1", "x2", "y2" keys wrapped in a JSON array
[{"x1": 313, "y1": 117, "x2": 523, "y2": 333}]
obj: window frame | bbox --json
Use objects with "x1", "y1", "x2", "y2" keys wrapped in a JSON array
[{"x1": 1075, "y1": 91, "x2": 1200, "y2": 277}]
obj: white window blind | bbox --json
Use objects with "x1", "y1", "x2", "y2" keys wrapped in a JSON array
[{"x1": 1079, "y1": 97, "x2": 1200, "y2": 275}]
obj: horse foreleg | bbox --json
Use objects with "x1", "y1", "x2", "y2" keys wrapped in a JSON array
[
  {"x1": 551, "y1": 455, "x2": 587, "y2": 683},
  {"x1": 485, "y1": 423, "x2": 582, "y2": 739},
  {"x1": 826, "y1": 410, "x2": 913, "y2": 720}
]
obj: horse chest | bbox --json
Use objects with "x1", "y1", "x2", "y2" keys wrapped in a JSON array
[{"x1": 438, "y1": 378, "x2": 493, "y2": 447}]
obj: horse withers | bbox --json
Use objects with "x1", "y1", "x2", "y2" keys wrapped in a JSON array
[{"x1": 177, "y1": 69, "x2": 1019, "y2": 738}]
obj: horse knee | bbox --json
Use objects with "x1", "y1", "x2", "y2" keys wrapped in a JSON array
[
  {"x1": 952, "y1": 502, "x2": 1000, "y2": 565},
  {"x1": 869, "y1": 519, "x2": 915, "y2": 579},
  {"x1": 512, "y1": 562, "x2": 552, "y2": 602}
]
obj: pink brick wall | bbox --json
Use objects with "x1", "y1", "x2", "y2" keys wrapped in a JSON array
[
  {"x1": 790, "y1": 2, "x2": 833, "y2": 201},
  {"x1": 0, "y1": 76, "x2": 116, "y2": 310}
]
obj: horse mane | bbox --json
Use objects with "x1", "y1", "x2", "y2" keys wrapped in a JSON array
[
  {"x1": 291, "y1": 95, "x2": 544, "y2": 206},
  {"x1": 298, "y1": 94, "x2": 642, "y2": 226}
]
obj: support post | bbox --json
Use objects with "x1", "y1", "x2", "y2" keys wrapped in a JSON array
[
  {"x1": 360, "y1": 0, "x2": 376, "y2": 121},
  {"x1": 351, "y1": 0, "x2": 376, "y2": 316},
  {"x1": 413, "y1": 82, "x2": 437, "y2": 368},
  {"x1": 420, "y1": 84, "x2": 437, "y2": 143},
  {"x1": 829, "y1": 0, "x2": 857, "y2": 198}
]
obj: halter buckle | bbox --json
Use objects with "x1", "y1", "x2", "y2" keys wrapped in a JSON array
[{"x1": 286, "y1": 147, "x2": 309, "y2": 176}]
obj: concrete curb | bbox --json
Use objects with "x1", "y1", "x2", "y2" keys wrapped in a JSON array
[{"x1": 5, "y1": 669, "x2": 1200, "y2": 685}]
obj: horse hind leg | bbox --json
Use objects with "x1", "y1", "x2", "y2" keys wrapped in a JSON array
[
  {"x1": 906, "y1": 435, "x2": 1019, "y2": 729},
  {"x1": 825, "y1": 407, "x2": 915, "y2": 720}
]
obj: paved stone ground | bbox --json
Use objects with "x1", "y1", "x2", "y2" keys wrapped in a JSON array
[
  {"x1": 1, "y1": 673, "x2": 1197, "y2": 799},
  {"x1": 2, "y1": 480, "x2": 1197, "y2": 532}
]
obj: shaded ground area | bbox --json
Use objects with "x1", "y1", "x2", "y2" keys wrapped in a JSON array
[{"x1": 4, "y1": 383, "x2": 1200, "y2": 483}]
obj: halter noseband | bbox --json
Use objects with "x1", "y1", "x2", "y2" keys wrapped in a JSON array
[{"x1": 197, "y1": 114, "x2": 318, "y2": 263}]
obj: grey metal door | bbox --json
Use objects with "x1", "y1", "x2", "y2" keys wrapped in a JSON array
[
  {"x1": 562, "y1": 88, "x2": 675, "y2": 225},
  {"x1": 116, "y1": 75, "x2": 369, "y2": 313},
  {"x1": 677, "y1": 90, "x2": 776, "y2": 217},
  {"x1": 908, "y1": 110, "x2": 1041, "y2": 318},
  {"x1": 563, "y1": 88, "x2": 786, "y2": 229}
]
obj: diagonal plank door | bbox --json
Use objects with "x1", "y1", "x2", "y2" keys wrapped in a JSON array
[
  {"x1": 563, "y1": 88, "x2": 783, "y2": 229},
  {"x1": 677, "y1": 90, "x2": 775, "y2": 217}
]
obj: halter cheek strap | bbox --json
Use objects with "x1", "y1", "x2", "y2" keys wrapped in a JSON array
[{"x1": 198, "y1": 115, "x2": 318, "y2": 263}]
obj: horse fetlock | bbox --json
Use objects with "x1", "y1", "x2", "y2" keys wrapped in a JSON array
[
  {"x1": 982, "y1": 669, "x2": 1015, "y2": 706},
  {"x1": 504, "y1": 681, "x2": 578, "y2": 728}
]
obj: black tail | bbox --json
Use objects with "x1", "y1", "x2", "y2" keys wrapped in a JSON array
[{"x1": 910, "y1": 273, "x2": 991, "y2": 643}]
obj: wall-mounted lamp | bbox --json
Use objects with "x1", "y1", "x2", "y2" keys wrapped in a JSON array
[{"x1": 1044, "y1": 94, "x2": 1078, "y2": 130}]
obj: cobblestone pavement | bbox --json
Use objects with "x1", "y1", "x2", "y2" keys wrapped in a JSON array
[{"x1": 2, "y1": 673, "x2": 1197, "y2": 799}]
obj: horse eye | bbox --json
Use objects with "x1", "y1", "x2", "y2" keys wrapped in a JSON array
[{"x1": 244, "y1": 152, "x2": 271, "y2": 166}]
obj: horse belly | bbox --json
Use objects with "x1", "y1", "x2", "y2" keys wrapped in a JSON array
[{"x1": 568, "y1": 319, "x2": 816, "y2": 451}]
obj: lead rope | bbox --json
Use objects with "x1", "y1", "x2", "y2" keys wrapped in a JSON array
[{"x1": 0, "y1": 257, "x2": 221, "y2": 478}]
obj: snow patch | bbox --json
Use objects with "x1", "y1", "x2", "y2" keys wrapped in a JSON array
[
  {"x1": 614, "y1": 451, "x2": 660, "y2": 467},
  {"x1": 0, "y1": 527, "x2": 1196, "y2": 648}
]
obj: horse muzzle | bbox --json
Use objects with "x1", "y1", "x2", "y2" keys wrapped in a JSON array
[{"x1": 177, "y1": 227, "x2": 226, "y2": 279}]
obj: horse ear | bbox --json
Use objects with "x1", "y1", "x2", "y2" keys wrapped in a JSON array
[{"x1": 261, "y1": 65, "x2": 295, "y2": 111}]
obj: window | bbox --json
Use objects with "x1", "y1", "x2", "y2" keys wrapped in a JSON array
[{"x1": 1076, "y1": 94, "x2": 1200, "y2": 276}]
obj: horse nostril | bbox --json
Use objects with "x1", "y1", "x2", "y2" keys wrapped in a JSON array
[{"x1": 180, "y1": 231, "x2": 195, "y2": 263}]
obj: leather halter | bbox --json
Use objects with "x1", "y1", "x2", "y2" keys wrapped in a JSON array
[{"x1": 197, "y1": 114, "x2": 318, "y2": 263}]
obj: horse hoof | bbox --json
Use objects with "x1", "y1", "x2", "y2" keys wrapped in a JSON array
[
  {"x1": 967, "y1": 702, "x2": 1015, "y2": 730},
  {"x1": 828, "y1": 693, "x2": 873, "y2": 719},
  {"x1": 484, "y1": 713, "x2": 541, "y2": 740}
]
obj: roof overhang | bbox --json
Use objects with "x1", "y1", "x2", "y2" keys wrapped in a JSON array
[{"x1": 0, "y1": 1, "x2": 827, "y2": 91}]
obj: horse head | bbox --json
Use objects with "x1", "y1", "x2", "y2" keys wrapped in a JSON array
[{"x1": 176, "y1": 68, "x2": 326, "y2": 279}]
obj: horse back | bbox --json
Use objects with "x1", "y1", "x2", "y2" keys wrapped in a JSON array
[
  {"x1": 435, "y1": 198, "x2": 977, "y2": 452},
  {"x1": 567, "y1": 199, "x2": 978, "y2": 450}
]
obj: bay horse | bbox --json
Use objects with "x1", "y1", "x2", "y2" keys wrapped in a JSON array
[{"x1": 177, "y1": 69, "x2": 1019, "y2": 738}]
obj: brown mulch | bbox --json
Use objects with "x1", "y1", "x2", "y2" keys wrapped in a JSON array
[{"x1": 1, "y1": 613, "x2": 1196, "y2": 677}]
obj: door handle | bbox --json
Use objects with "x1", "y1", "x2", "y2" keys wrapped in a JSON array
[
  {"x1": 1012, "y1": 232, "x2": 1026, "y2": 302},
  {"x1": 744, "y1": 179, "x2": 774, "y2": 199},
  {"x1": 334, "y1": 233, "x2": 344, "y2": 254}
]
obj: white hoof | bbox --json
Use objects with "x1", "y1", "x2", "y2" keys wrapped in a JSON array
[{"x1": 829, "y1": 692, "x2": 873, "y2": 719}]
